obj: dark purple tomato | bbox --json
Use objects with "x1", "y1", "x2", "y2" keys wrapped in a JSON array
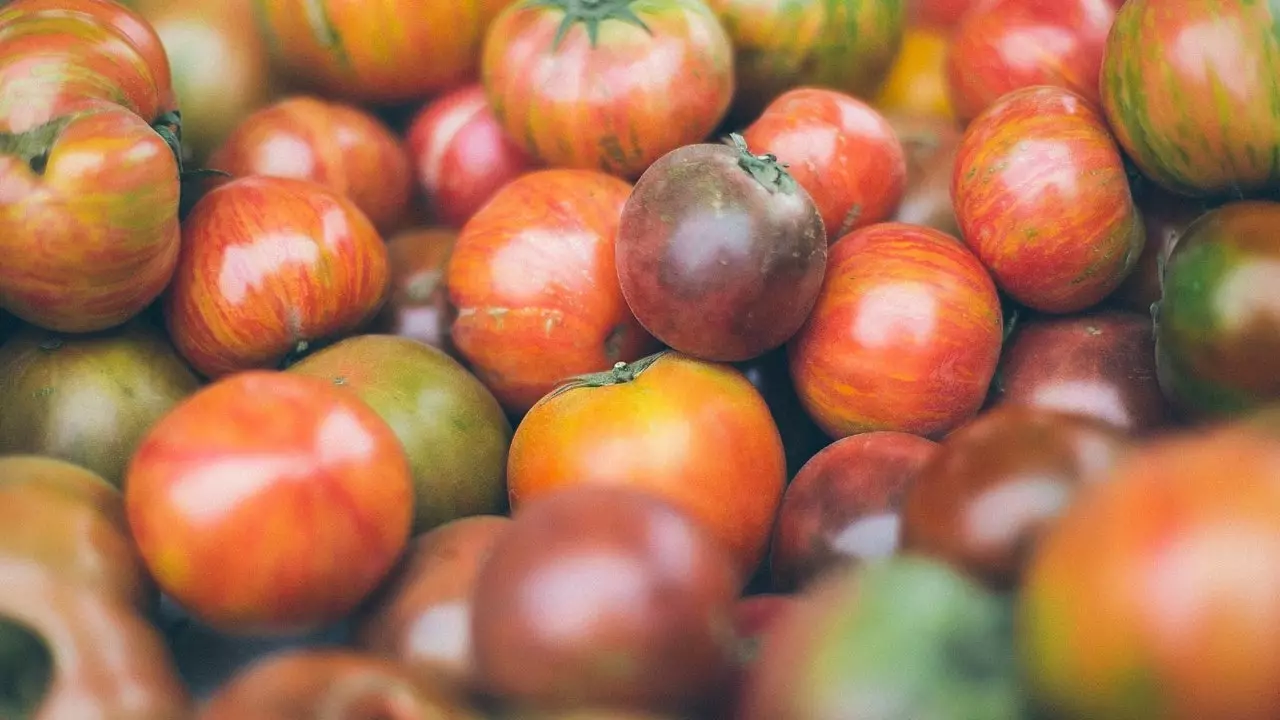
[
  {"x1": 901, "y1": 406, "x2": 1130, "y2": 589},
  {"x1": 770, "y1": 432, "x2": 939, "y2": 592},
  {"x1": 735, "y1": 347, "x2": 831, "y2": 478},
  {"x1": 1109, "y1": 186, "x2": 1207, "y2": 314},
  {"x1": 616, "y1": 135, "x2": 827, "y2": 362},
  {"x1": 992, "y1": 311, "x2": 1172, "y2": 435},
  {"x1": 471, "y1": 486, "x2": 740, "y2": 715}
]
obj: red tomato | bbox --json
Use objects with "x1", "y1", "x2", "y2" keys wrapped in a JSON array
[
  {"x1": 406, "y1": 84, "x2": 535, "y2": 229},
  {"x1": 952, "y1": 86, "x2": 1143, "y2": 314},
  {"x1": 482, "y1": 0, "x2": 734, "y2": 178},
  {"x1": 164, "y1": 176, "x2": 390, "y2": 379},
  {"x1": 446, "y1": 169, "x2": 658, "y2": 414},
  {"x1": 126, "y1": 371, "x2": 413, "y2": 636},
  {"x1": 909, "y1": 0, "x2": 979, "y2": 28},
  {"x1": 0, "y1": 101, "x2": 179, "y2": 332},
  {"x1": 211, "y1": 96, "x2": 412, "y2": 233},
  {"x1": 507, "y1": 352, "x2": 787, "y2": 575},
  {"x1": 744, "y1": 88, "x2": 907, "y2": 241},
  {"x1": 371, "y1": 228, "x2": 459, "y2": 355},
  {"x1": 947, "y1": 0, "x2": 1116, "y2": 123},
  {"x1": 789, "y1": 223, "x2": 1003, "y2": 439}
]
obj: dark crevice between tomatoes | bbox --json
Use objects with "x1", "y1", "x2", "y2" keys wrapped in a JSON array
[
  {"x1": 0, "y1": 618, "x2": 52, "y2": 718},
  {"x1": 0, "y1": 116, "x2": 74, "y2": 176},
  {"x1": 543, "y1": 349, "x2": 669, "y2": 401},
  {"x1": 534, "y1": 0, "x2": 653, "y2": 50},
  {"x1": 727, "y1": 133, "x2": 798, "y2": 195}
]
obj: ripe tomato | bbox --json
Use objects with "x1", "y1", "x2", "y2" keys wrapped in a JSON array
[
  {"x1": 0, "y1": 101, "x2": 179, "y2": 332},
  {"x1": 874, "y1": 28, "x2": 953, "y2": 120},
  {"x1": 908, "y1": 0, "x2": 978, "y2": 28},
  {"x1": 789, "y1": 223, "x2": 1003, "y2": 439},
  {"x1": 164, "y1": 176, "x2": 389, "y2": 379},
  {"x1": 744, "y1": 88, "x2": 907, "y2": 241},
  {"x1": 952, "y1": 86, "x2": 1144, "y2": 314},
  {"x1": 507, "y1": 352, "x2": 787, "y2": 574},
  {"x1": 447, "y1": 169, "x2": 658, "y2": 414},
  {"x1": 211, "y1": 96, "x2": 412, "y2": 234},
  {"x1": 406, "y1": 84, "x2": 535, "y2": 229},
  {"x1": 371, "y1": 228, "x2": 459, "y2": 355},
  {"x1": 1110, "y1": 185, "x2": 1207, "y2": 314},
  {"x1": 126, "y1": 371, "x2": 413, "y2": 635},
  {"x1": 889, "y1": 113, "x2": 961, "y2": 237},
  {"x1": 482, "y1": 0, "x2": 733, "y2": 178}
]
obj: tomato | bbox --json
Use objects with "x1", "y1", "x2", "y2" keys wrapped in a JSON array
[
  {"x1": 908, "y1": 0, "x2": 978, "y2": 28},
  {"x1": 255, "y1": 1, "x2": 504, "y2": 104},
  {"x1": 889, "y1": 113, "x2": 961, "y2": 237},
  {"x1": 447, "y1": 169, "x2": 657, "y2": 414},
  {"x1": 1110, "y1": 185, "x2": 1207, "y2": 314},
  {"x1": 874, "y1": 27, "x2": 953, "y2": 120},
  {"x1": 947, "y1": 0, "x2": 1115, "y2": 123},
  {"x1": 0, "y1": 102, "x2": 179, "y2": 332},
  {"x1": 407, "y1": 84, "x2": 536, "y2": 229},
  {"x1": 482, "y1": 0, "x2": 733, "y2": 178},
  {"x1": 1101, "y1": 0, "x2": 1280, "y2": 197},
  {"x1": 1020, "y1": 427, "x2": 1280, "y2": 720},
  {"x1": 507, "y1": 351, "x2": 786, "y2": 574},
  {"x1": 952, "y1": 86, "x2": 1144, "y2": 314},
  {"x1": 164, "y1": 176, "x2": 389, "y2": 379},
  {"x1": 371, "y1": 228, "x2": 458, "y2": 355},
  {"x1": 1155, "y1": 201, "x2": 1280, "y2": 421},
  {"x1": 616, "y1": 135, "x2": 827, "y2": 362},
  {"x1": 789, "y1": 222, "x2": 1003, "y2": 439},
  {"x1": 706, "y1": 0, "x2": 906, "y2": 123},
  {"x1": 211, "y1": 96, "x2": 412, "y2": 233},
  {"x1": 126, "y1": 371, "x2": 413, "y2": 635},
  {"x1": 744, "y1": 88, "x2": 907, "y2": 241}
]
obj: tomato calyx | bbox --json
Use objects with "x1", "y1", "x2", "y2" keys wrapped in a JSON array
[
  {"x1": 727, "y1": 133, "x2": 798, "y2": 195},
  {"x1": 0, "y1": 116, "x2": 75, "y2": 176},
  {"x1": 533, "y1": 0, "x2": 653, "y2": 50},
  {"x1": 544, "y1": 349, "x2": 669, "y2": 400}
]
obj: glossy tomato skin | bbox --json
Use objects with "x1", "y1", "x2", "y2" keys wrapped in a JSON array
[
  {"x1": 874, "y1": 28, "x2": 954, "y2": 121},
  {"x1": 744, "y1": 88, "x2": 907, "y2": 241},
  {"x1": 1156, "y1": 201, "x2": 1280, "y2": 420},
  {"x1": 125, "y1": 371, "x2": 413, "y2": 636},
  {"x1": 1101, "y1": 0, "x2": 1280, "y2": 197},
  {"x1": 1110, "y1": 186, "x2": 1207, "y2": 313},
  {"x1": 508, "y1": 352, "x2": 786, "y2": 575},
  {"x1": 889, "y1": 113, "x2": 961, "y2": 237},
  {"x1": 164, "y1": 176, "x2": 389, "y2": 379},
  {"x1": 953, "y1": 86, "x2": 1144, "y2": 314},
  {"x1": 447, "y1": 169, "x2": 657, "y2": 414},
  {"x1": 371, "y1": 228, "x2": 459, "y2": 355},
  {"x1": 1020, "y1": 428, "x2": 1280, "y2": 720},
  {"x1": 616, "y1": 141, "x2": 827, "y2": 362},
  {"x1": 482, "y1": 0, "x2": 733, "y2": 178},
  {"x1": 947, "y1": 0, "x2": 1116, "y2": 123},
  {"x1": 211, "y1": 96, "x2": 412, "y2": 234},
  {"x1": 0, "y1": 102, "x2": 180, "y2": 333},
  {"x1": 407, "y1": 84, "x2": 535, "y2": 229},
  {"x1": 789, "y1": 223, "x2": 1004, "y2": 439}
]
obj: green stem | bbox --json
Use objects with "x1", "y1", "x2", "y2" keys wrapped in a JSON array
[
  {"x1": 0, "y1": 116, "x2": 75, "y2": 176},
  {"x1": 543, "y1": 350, "x2": 669, "y2": 401},
  {"x1": 532, "y1": 0, "x2": 652, "y2": 49},
  {"x1": 727, "y1": 133, "x2": 798, "y2": 195}
]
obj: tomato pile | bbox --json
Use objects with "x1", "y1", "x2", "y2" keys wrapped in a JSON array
[{"x1": 1, "y1": 0, "x2": 1279, "y2": 718}]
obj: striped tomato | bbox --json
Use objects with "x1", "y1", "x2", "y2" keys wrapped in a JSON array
[
  {"x1": 1101, "y1": 0, "x2": 1280, "y2": 197},
  {"x1": 952, "y1": 86, "x2": 1144, "y2": 314}
]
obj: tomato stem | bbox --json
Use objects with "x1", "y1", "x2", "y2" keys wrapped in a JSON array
[
  {"x1": 0, "y1": 116, "x2": 75, "y2": 176},
  {"x1": 543, "y1": 349, "x2": 669, "y2": 401},
  {"x1": 533, "y1": 0, "x2": 653, "y2": 50},
  {"x1": 727, "y1": 133, "x2": 798, "y2": 195}
]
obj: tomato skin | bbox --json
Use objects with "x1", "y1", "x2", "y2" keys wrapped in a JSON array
[
  {"x1": 789, "y1": 223, "x2": 1003, "y2": 439},
  {"x1": 126, "y1": 371, "x2": 412, "y2": 636},
  {"x1": 211, "y1": 96, "x2": 412, "y2": 234},
  {"x1": 744, "y1": 88, "x2": 907, "y2": 241},
  {"x1": 406, "y1": 84, "x2": 535, "y2": 229},
  {"x1": 1155, "y1": 201, "x2": 1280, "y2": 420},
  {"x1": 874, "y1": 27, "x2": 953, "y2": 121},
  {"x1": 163, "y1": 176, "x2": 390, "y2": 379},
  {"x1": 371, "y1": 228, "x2": 459, "y2": 355},
  {"x1": 0, "y1": 103, "x2": 180, "y2": 333},
  {"x1": 507, "y1": 352, "x2": 787, "y2": 575},
  {"x1": 1110, "y1": 186, "x2": 1206, "y2": 314},
  {"x1": 952, "y1": 86, "x2": 1144, "y2": 314},
  {"x1": 1101, "y1": 0, "x2": 1280, "y2": 197},
  {"x1": 482, "y1": 0, "x2": 734, "y2": 179},
  {"x1": 908, "y1": 0, "x2": 978, "y2": 28},
  {"x1": 447, "y1": 169, "x2": 658, "y2": 414}
]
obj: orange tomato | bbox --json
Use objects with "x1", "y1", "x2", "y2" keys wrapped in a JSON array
[{"x1": 875, "y1": 28, "x2": 954, "y2": 120}]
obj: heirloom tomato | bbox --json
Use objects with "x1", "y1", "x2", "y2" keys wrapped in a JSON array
[
  {"x1": 211, "y1": 96, "x2": 412, "y2": 233},
  {"x1": 616, "y1": 135, "x2": 827, "y2": 362},
  {"x1": 908, "y1": 0, "x2": 978, "y2": 28},
  {"x1": 1156, "y1": 201, "x2": 1280, "y2": 420},
  {"x1": 0, "y1": 102, "x2": 180, "y2": 332},
  {"x1": 164, "y1": 176, "x2": 389, "y2": 379},
  {"x1": 1101, "y1": 0, "x2": 1280, "y2": 197},
  {"x1": 874, "y1": 27, "x2": 953, "y2": 121},
  {"x1": 447, "y1": 169, "x2": 657, "y2": 414},
  {"x1": 889, "y1": 113, "x2": 961, "y2": 237},
  {"x1": 482, "y1": 0, "x2": 733, "y2": 178},
  {"x1": 789, "y1": 223, "x2": 1003, "y2": 439},
  {"x1": 953, "y1": 86, "x2": 1144, "y2": 314},
  {"x1": 1110, "y1": 185, "x2": 1207, "y2": 314},
  {"x1": 507, "y1": 351, "x2": 786, "y2": 574},
  {"x1": 371, "y1": 228, "x2": 459, "y2": 354},
  {"x1": 744, "y1": 88, "x2": 907, "y2": 241}
]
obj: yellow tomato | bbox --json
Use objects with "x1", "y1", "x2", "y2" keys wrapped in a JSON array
[{"x1": 875, "y1": 28, "x2": 954, "y2": 120}]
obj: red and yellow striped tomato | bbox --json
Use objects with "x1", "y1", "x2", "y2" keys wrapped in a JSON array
[
  {"x1": 1101, "y1": 0, "x2": 1280, "y2": 197},
  {"x1": 952, "y1": 86, "x2": 1144, "y2": 314},
  {"x1": 0, "y1": 101, "x2": 180, "y2": 332},
  {"x1": 788, "y1": 222, "x2": 1003, "y2": 439},
  {"x1": 482, "y1": 0, "x2": 734, "y2": 179}
]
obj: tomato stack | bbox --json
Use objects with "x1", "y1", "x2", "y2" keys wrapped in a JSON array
[{"x1": 1, "y1": 0, "x2": 1280, "y2": 718}]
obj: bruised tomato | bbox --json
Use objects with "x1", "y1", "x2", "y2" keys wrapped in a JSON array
[
  {"x1": 507, "y1": 352, "x2": 786, "y2": 575},
  {"x1": 482, "y1": 0, "x2": 733, "y2": 178}
]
